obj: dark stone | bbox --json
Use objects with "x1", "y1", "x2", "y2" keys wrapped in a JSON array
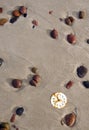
[
  {"x1": 12, "y1": 79, "x2": 22, "y2": 88},
  {"x1": 9, "y1": 17, "x2": 18, "y2": 24},
  {"x1": 86, "y1": 39, "x2": 89, "y2": 44},
  {"x1": 0, "y1": 58, "x2": 4, "y2": 66},
  {"x1": 23, "y1": 13, "x2": 27, "y2": 17},
  {"x1": 82, "y1": 81, "x2": 89, "y2": 88},
  {"x1": 77, "y1": 65, "x2": 87, "y2": 78},
  {"x1": 16, "y1": 107, "x2": 24, "y2": 116}
]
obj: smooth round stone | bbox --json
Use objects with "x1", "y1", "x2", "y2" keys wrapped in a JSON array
[
  {"x1": 82, "y1": 81, "x2": 89, "y2": 88},
  {"x1": 12, "y1": 79, "x2": 22, "y2": 88},
  {"x1": 50, "y1": 29, "x2": 58, "y2": 39},
  {"x1": 0, "y1": 58, "x2": 4, "y2": 66},
  {"x1": 77, "y1": 65, "x2": 87, "y2": 78},
  {"x1": 16, "y1": 107, "x2": 24, "y2": 116},
  {"x1": 67, "y1": 33, "x2": 76, "y2": 44}
]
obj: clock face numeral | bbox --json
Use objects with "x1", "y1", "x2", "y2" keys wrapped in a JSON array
[{"x1": 51, "y1": 92, "x2": 67, "y2": 109}]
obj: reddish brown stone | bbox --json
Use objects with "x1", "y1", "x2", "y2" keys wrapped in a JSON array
[
  {"x1": 10, "y1": 114, "x2": 16, "y2": 122},
  {"x1": 0, "y1": 7, "x2": 3, "y2": 13},
  {"x1": 12, "y1": 79, "x2": 22, "y2": 88},
  {"x1": 64, "y1": 112, "x2": 76, "y2": 127},
  {"x1": 32, "y1": 74, "x2": 41, "y2": 83},
  {"x1": 67, "y1": 33, "x2": 76, "y2": 44},
  {"x1": 30, "y1": 79, "x2": 37, "y2": 86},
  {"x1": 66, "y1": 81, "x2": 73, "y2": 89},
  {"x1": 50, "y1": 29, "x2": 58, "y2": 39},
  {"x1": 65, "y1": 16, "x2": 74, "y2": 26}
]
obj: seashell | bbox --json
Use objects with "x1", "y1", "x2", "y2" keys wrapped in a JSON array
[
  {"x1": 12, "y1": 10, "x2": 21, "y2": 17},
  {"x1": 10, "y1": 114, "x2": 16, "y2": 122},
  {"x1": 67, "y1": 33, "x2": 76, "y2": 44},
  {"x1": 0, "y1": 7, "x2": 3, "y2": 13},
  {"x1": 0, "y1": 123, "x2": 10, "y2": 130},
  {"x1": 32, "y1": 74, "x2": 41, "y2": 83},
  {"x1": 12, "y1": 79, "x2": 22, "y2": 88},
  {"x1": 0, "y1": 18, "x2": 8, "y2": 26},
  {"x1": 77, "y1": 65, "x2": 87, "y2": 78},
  {"x1": 79, "y1": 11, "x2": 85, "y2": 19},
  {"x1": 0, "y1": 58, "x2": 4, "y2": 66},
  {"x1": 9, "y1": 17, "x2": 18, "y2": 24},
  {"x1": 64, "y1": 112, "x2": 76, "y2": 127},
  {"x1": 66, "y1": 81, "x2": 73, "y2": 89},
  {"x1": 30, "y1": 79, "x2": 37, "y2": 86},
  {"x1": 82, "y1": 81, "x2": 89, "y2": 88},
  {"x1": 65, "y1": 16, "x2": 74, "y2": 26},
  {"x1": 50, "y1": 29, "x2": 58, "y2": 39},
  {"x1": 16, "y1": 107, "x2": 24, "y2": 116},
  {"x1": 31, "y1": 67, "x2": 38, "y2": 73},
  {"x1": 19, "y1": 6, "x2": 27, "y2": 14}
]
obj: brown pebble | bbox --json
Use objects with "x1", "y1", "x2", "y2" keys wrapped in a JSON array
[
  {"x1": 66, "y1": 81, "x2": 73, "y2": 89},
  {"x1": 12, "y1": 10, "x2": 21, "y2": 17},
  {"x1": 32, "y1": 20, "x2": 38, "y2": 26},
  {"x1": 67, "y1": 33, "x2": 76, "y2": 44},
  {"x1": 12, "y1": 79, "x2": 22, "y2": 88},
  {"x1": 0, "y1": 7, "x2": 3, "y2": 13},
  {"x1": 31, "y1": 67, "x2": 38, "y2": 73},
  {"x1": 0, "y1": 18, "x2": 8, "y2": 26},
  {"x1": 33, "y1": 74, "x2": 41, "y2": 83},
  {"x1": 30, "y1": 79, "x2": 37, "y2": 86},
  {"x1": 64, "y1": 112, "x2": 76, "y2": 127},
  {"x1": 10, "y1": 114, "x2": 16, "y2": 122},
  {"x1": 50, "y1": 29, "x2": 58, "y2": 39},
  {"x1": 79, "y1": 11, "x2": 85, "y2": 19},
  {"x1": 65, "y1": 16, "x2": 74, "y2": 26},
  {"x1": 49, "y1": 10, "x2": 53, "y2": 14}
]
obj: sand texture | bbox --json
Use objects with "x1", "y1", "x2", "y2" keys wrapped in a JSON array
[{"x1": 0, "y1": 0, "x2": 89, "y2": 130}]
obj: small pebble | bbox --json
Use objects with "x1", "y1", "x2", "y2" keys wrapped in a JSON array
[
  {"x1": 49, "y1": 10, "x2": 53, "y2": 14},
  {"x1": 0, "y1": 122, "x2": 10, "y2": 130},
  {"x1": 67, "y1": 33, "x2": 76, "y2": 44},
  {"x1": 79, "y1": 11, "x2": 85, "y2": 19},
  {"x1": 0, "y1": 7, "x2": 3, "y2": 13},
  {"x1": 12, "y1": 79, "x2": 22, "y2": 88},
  {"x1": 16, "y1": 107, "x2": 24, "y2": 116},
  {"x1": 19, "y1": 6, "x2": 27, "y2": 15},
  {"x1": 66, "y1": 81, "x2": 73, "y2": 89},
  {"x1": 10, "y1": 114, "x2": 16, "y2": 122},
  {"x1": 12, "y1": 10, "x2": 21, "y2": 17},
  {"x1": 31, "y1": 67, "x2": 38, "y2": 73},
  {"x1": 0, "y1": 58, "x2": 4, "y2": 66},
  {"x1": 50, "y1": 29, "x2": 58, "y2": 39},
  {"x1": 82, "y1": 81, "x2": 89, "y2": 88},
  {"x1": 23, "y1": 13, "x2": 27, "y2": 17},
  {"x1": 65, "y1": 16, "x2": 74, "y2": 26},
  {"x1": 0, "y1": 18, "x2": 8, "y2": 26},
  {"x1": 9, "y1": 17, "x2": 18, "y2": 24},
  {"x1": 33, "y1": 74, "x2": 41, "y2": 83},
  {"x1": 30, "y1": 79, "x2": 37, "y2": 87},
  {"x1": 77, "y1": 65, "x2": 87, "y2": 78},
  {"x1": 86, "y1": 39, "x2": 89, "y2": 44}
]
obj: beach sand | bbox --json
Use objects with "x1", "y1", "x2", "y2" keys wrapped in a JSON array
[{"x1": 0, "y1": 0, "x2": 89, "y2": 130}]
